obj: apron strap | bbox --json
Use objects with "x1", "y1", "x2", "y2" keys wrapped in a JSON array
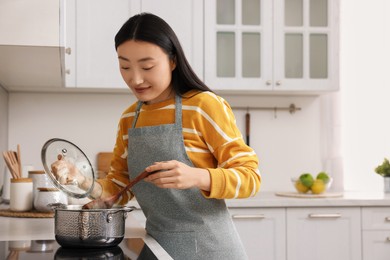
[
  {"x1": 174, "y1": 95, "x2": 182, "y2": 127},
  {"x1": 132, "y1": 101, "x2": 144, "y2": 128}
]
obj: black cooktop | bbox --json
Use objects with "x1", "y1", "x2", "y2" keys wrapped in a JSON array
[{"x1": 0, "y1": 238, "x2": 158, "y2": 260}]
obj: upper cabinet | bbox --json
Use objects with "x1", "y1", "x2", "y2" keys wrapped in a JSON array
[
  {"x1": 204, "y1": 0, "x2": 339, "y2": 93},
  {"x1": 0, "y1": 0, "x2": 66, "y2": 91},
  {"x1": 65, "y1": 0, "x2": 203, "y2": 89},
  {"x1": 0, "y1": 0, "x2": 64, "y2": 47}
]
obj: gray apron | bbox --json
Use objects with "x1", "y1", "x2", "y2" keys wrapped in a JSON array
[{"x1": 127, "y1": 96, "x2": 248, "y2": 260}]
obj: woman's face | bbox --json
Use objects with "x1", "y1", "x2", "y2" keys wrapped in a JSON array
[{"x1": 117, "y1": 40, "x2": 176, "y2": 104}]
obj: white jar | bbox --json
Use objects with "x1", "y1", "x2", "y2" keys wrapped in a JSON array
[
  {"x1": 34, "y1": 187, "x2": 68, "y2": 212},
  {"x1": 10, "y1": 178, "x2": 33, "y2": 212},
  {"x1": 28, "y1": 170, "x2": 54, "y2": 205}
]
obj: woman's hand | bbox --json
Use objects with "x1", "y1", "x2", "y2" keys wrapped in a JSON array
[
  {"x1": 144, "y1": 160, "x2": 211, "y2": 191},
  {"x1": 51, "y1": 155, "x2": 85, "y2": 185}
]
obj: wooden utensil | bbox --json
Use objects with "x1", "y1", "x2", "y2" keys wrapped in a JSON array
[
  {"x1": 8, "y1": 151, "x2": 21, "y2": 178},
  {"x1": 2, "y1": 151, "x2": 21, "y2": 179},
  {"x1": 245, "y1": 109, "x2": 250, "y2": 146},
  {"x1": 17, "y1": 144, "x2": 22, "y2": 177},
  {"x1": 82, "y1": 170, "x2": 152, "y2": 209}
]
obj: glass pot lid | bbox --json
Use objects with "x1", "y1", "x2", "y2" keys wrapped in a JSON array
[{"x1": 41, "y1": 138, "x2": 94, "y2": 198}]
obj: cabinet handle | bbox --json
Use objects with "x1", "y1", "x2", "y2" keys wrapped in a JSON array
[
  {"x1": 266, "y1": 80, "x2": 272, "y2": 86},
  {"x1": 65, "y1": 47, "x2": 72, "y2": 55},
  {"x1": 65, "y1": 69, "x2": 71, "y2": 75},
  {"x1": 386, "y1": 237, "x2": 390, "y2": 242},
  {"x1": 232, "y1": 214, "x2": 265, "y2": 219},
  {"x1": 276, "y1": 80, "x2": 282, "y2": 86},
  {"x1": 308, "y1": 213, "x2": 341, "y2": 219},
  {"x1": 385, "y1": 217, "x2": 390, "y2": 222}
]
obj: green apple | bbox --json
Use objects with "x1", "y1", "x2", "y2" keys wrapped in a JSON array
[
  {"x1": 299, "y1": 173, "x2": 314, "y2": 188},
  {"x1": 316, "y1": 172, "x2": 330, "y2": 183}
]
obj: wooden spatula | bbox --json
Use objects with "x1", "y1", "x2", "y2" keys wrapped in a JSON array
[{"x1": 82, "y1": 170, "x2": 151, "y2": 209}]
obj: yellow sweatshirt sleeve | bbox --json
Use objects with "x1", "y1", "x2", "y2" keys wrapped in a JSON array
[
  {"x1": 95, "y1": 105, "x2": 137, "y2": 205},
  {"x1": 182, "y1": 91, "x2": 261, "y2": 199}
]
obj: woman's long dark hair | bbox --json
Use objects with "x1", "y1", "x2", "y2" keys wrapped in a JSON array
[{"x1": 115, "y1": 13, "x2": 212, "y2": 95}]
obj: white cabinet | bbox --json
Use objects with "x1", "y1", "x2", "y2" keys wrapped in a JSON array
[
  {"x1": 0, "y1": 0, "x2": 64, "y2": 46},
  {"x1": 231, "y1": 206, "x2": 361, "y2": 260},
  {"x1": 204, "y1": 0, "x2": 339, "y2": 93},
  {"x1": 287, "y1": 207, "x2": 361, "y2": 260},
  {"x1": 64, "y1": 0, "x2": 135, "y2": 89},
  {"x1": 65, "y1": 0, "x2": 203, "y2": 89},
  {"x1": 0, "y1": 0, "x2": 66, "y2": 91},
  {"x1": 229, "y1": 208, "x2": 286, "y2": 260},
  {"x1": 362, "y1": 207, "x2": 390, "y2": 260}
]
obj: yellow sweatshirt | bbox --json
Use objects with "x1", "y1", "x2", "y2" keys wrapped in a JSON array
[{"x1": 97, "y1": 90, "x2": 261, "y2": 203}]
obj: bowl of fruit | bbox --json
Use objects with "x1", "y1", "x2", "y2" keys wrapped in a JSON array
[{"x1": 292, "y1": 172, "x2": 332, "y2": 194}]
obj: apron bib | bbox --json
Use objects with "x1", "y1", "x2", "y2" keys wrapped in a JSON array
[{"x1": 127, "y1": 96, "x2": 247, "y2": 260}]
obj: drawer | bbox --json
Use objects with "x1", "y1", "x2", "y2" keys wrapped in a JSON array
[
  {"x1": 362, "y1": 207, "x2": 390, "y2": 230},
  {"x1": 362, "y1": 230, "x2": 390, "y2": 259}
]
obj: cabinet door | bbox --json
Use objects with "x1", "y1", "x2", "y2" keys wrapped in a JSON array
[
  {"x1": 136, "y1": 0, "x2": 203, "y2": 79},
  {"x1": 287, "y1": 207, "x2": 361, "y2": 260},
  {"x1": 362, "y1": 207, "x2": 390, "y2": 230},
  {"x1": 0, "y1": 0, "x2": 63, "y2": 46},
  {"x1": 229, "y1": 208, "x2": 286, "y2": 260},
  {"x1": 204, "y1": 0, "x2": 273, "y2": 91},
  {"x1": 65, "y1": 0, "x2": 136, "y2": 88},
  {"x1": 362, "y1": 231, "x2": 390, "y2": 260},
  {"x1": 204, "y1": 0, "x2": 339, "y2": 93},
  {"x1": 273, "y1": 0, "x2": 339, "y2": 91}
]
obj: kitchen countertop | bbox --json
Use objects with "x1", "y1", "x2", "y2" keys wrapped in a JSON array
[
  {"x1": 225, "y1": 191, "x2": 390, "y2": 207},
  {"x1": 126, "y1": 191, "x2": 390, "y2": 208},
  {"x1": 0, "y1": 204, "x2": 172, "y2": 259}
]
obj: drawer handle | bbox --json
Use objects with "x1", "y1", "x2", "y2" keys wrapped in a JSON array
[
  {"x1": 232, "y1": 214, "x2": 265, "y2": 219},
  {"x1": 308, "y1": 213, "x2": 341, "y2": 218}
]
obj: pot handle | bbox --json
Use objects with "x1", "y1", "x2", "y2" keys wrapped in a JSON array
[
  {"x1": 106, "y1": 206, "x2": 136, "y2": 223},
  {"x1": 123, "y1": 206, "x2": 136, "y2": 213},
  {"x1": 109, "y1": 206, "x2": 136, "y2": 214}
]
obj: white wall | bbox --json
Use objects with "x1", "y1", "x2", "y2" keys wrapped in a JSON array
[
  {"x1": 340, "y1": 0, "x2": 390, "y2": 191},
  {"x1": 0, "y1": 86, "x2": 8, "y2": 187},
  {"x1": 7, "y1": 92, "x2": 334, "y2": 192}
]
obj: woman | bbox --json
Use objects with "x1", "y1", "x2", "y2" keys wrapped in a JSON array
[{"x1": 52, "y1": 13, "x2": 261, "y2": 259}]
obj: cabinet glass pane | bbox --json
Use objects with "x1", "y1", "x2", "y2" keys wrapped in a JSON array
[
  {"x1": 242, "y1": 33, "x2": 260, "y2": 77},
  {"x1": 217, "y1": 32, "x2": 235, "y2": 77},
  {"x1": 217, "y1": 0, "x2": 235, "y2": 24},
  {"x1": 285, "y1": 34, "x2": 303, "y2": 78},
  {"x1": 310, "y1": 34, "x2": 328, "y2": 78},
  {"x1": 242, "y1": 0, "x2": 260, "y2": 25},
  {"x1": 285, "y1": 0, "x2": 303, "y2": 26},
  {"x1": 310, "y1": 0, "x2": 328, "y2": 26}
]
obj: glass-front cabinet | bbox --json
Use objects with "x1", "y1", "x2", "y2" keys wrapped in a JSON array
[{"x1": 204, "y1": 0, "x2": 339, "y2": 93}]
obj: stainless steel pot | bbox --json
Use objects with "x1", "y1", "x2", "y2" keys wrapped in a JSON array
[
  {"x1": 51, "y1": 204, "x2": 135, "y2": 248},
  {"x1": 41, "y1": 139, "x2": 136, "y2": 248}
]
